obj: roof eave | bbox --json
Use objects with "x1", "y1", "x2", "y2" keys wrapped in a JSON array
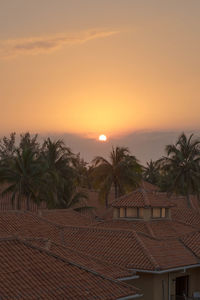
[
  {"x1": 117, "y1": 294, "x2": 144, "y2": 300},
  {"x1": 131, "y1": 263, "x2": 200, "y2": 274}
]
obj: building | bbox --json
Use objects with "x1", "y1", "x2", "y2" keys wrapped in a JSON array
[{"x1": 0, "y1": 185, "x2": 200, "y2": 299}]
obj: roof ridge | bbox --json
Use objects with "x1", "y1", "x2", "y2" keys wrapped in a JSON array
[
  {"x1": 132, "y1": 231, "x2": 160, "y2": 270},
  {"x1": 39, "y1": 208, "x2": 94, "y2": 221},
  {"x1": 181, "y1": 229, "x2": 200, "y2": 240},
  {"x1": 141, "y1": 188, "x2": 150, "y2": 207},
  {"x1": 179, "y1": 235, "x2": 200, "y2": 261},
  {"x1": 24, "y1": 237, "x2": 133, "y2": 275},
  {"x1": 145, "y1": 222, "x2": 156, "y2": 238},
  {"x1": 62, "y1": 224, "x2": 138, "y2": 235},
  {"x1": 6, "y1": 237, "x2": 139, "y2": 292},
  {"x1": 173, "y1": 219, "x2": 199, "y2": 230}
]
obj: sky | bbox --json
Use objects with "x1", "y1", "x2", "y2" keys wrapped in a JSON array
[{"x1": 1, "y1": 1, "x2": 200, "y2": 162}]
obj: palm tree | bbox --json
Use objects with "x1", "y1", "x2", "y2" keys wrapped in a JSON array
[
  {"x1": 91, "y1": 146, "x2": 142, "y2": 207},
  {"x1": 40, "y1": 138, "x2": 85, "y2": 209},
  {"x1": 143, "y1": 160, "x2": 160, "y2": 185},
  {"x1": 0, "y1": 147, "x2": 43, "y2": 210},
  {"x1": 161, "y1": 133, "x2": 200, "y2": 207}
]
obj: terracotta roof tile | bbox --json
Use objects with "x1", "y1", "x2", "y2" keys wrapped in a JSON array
[
  {"x1": 181, "y1": 231, "x2": 200, "y2": 258},
  {"x1": 172, "y1": 208, "x2": 200, "y2": 229},
  {"x1": 94, "y1": 219, "x2": 195, "y2": 239},
  {"x1": 112, "y1": 189, "x2": 174, "y2": 208},
  {"x1": 61, "y1": 226, "x2": 199, "y2": 271},
  {"x1": 0, "y1": 237, "x2": 139, "y2": 299},
  {"x1": 62, "y1": 226, "x2": 155, "y2": 270},
  {"x1": 0, "y1": 210, "x2": 199, "y2": 273},
  {"x1": 25, "y1": 237, "x2": 134, "y2": 280},
  {"x1": 0, "y1": 211, "x2": 62, "y2": 243},
  {"x1": 138, "y1": 234, "x2": 198, "y2": 271},
  {"x1": 39, "y1": 209, "x2": 96, "y2": 227},
  {"x1": 94, "y1": 219, "x2": 151, "y2": 235}
]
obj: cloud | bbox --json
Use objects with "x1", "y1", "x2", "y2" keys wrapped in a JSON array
[{"x1": 0, "y1": 29, "x2": 119, "y2": 59}]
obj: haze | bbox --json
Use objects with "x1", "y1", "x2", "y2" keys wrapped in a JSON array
[{"x1": 1, "y1": 0, "x2": 200, "y2": 161}]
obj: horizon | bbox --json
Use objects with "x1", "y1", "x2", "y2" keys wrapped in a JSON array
[
  {"x1": 1, "y1": 129, "x2": 200, "y2": 164},
  {"x1": 1, "y1": 0, "x2": 200, "y2": 143}
]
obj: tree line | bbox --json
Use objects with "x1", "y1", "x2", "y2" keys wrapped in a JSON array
[{"x1": 0, "y1": 132, "x2": 199, "y2": 209}]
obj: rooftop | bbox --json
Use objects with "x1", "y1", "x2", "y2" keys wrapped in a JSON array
[
  {"x1": 0, "y1": 237, "x2": 140, "y2": 299},
  {"x1": 112, "y1": 188, "x2": 174, "y2": 208}
]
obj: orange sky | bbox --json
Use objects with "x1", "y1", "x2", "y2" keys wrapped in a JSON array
[{"x1": 1, "y1": 0, "x2": 200, "y2": 139}]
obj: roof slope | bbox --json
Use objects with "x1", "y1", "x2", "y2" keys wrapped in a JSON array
[
  {"x1": 181, "y1": 231, "x2": 200, "y2": 258},
  {"x1": 0, "y1": 237, "x2": 139, "y2": 300},
  {"x1": 0, "y1": 211, "x2": 62, "y2": 243},
  {"x1": 25, "y1": 237, "x2": 134, "y2": 280},
  {"x1": 61, "y1": 226, "x2": 198, "y2": 271},
  {"x1": 172, "y1": 208, "x2": 200, "y2": 229},
  {"x1": 0, "y1": 210, "x2": 199, "y2": 273},
  {"x1": 93, "y1": 219, "x2": 196, "y2": 238},
  {"x1": 112, "y1": 189, "x2": 174, "y2": 208},
  {"x1": 38, "y1": 208, "x2": 95, "y2": 227},
  {"x1": 138, "y1": 234, "x2": 198, "y2": 271}
]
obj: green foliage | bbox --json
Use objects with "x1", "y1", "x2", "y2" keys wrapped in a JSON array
[
  {"x1": 0, "y1": 133, "x2": 87, "y2": 210},
  {"x1": 91, "y1": 146, "x2": 142, "y2": 207},
  {"x1": 143, "y1": 160, "x2": 160, "y2": 185},
  {"x1": 159, "y1": 133, "x2": 200, "y2": 207}
]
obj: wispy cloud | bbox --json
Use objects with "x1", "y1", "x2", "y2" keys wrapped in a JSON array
[{"x1": 0, "y1": 29, "x2": 119, "y2": 59}]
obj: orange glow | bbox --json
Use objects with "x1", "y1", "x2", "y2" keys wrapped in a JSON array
[
  {"x1": 99, "y1": 134, "x2": 107, "y2": 141},
  {"x1": 1, "y1": 2, "x2": 200, "y2": 137}
]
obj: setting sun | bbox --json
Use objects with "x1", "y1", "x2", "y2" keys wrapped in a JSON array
[{"x1": 99, "y1": 134, "x2": 107, "y2": 142}]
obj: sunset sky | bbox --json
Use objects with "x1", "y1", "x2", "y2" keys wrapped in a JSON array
[{"x1": 1, "y1": 1, "x2": 200, "y2": 161}]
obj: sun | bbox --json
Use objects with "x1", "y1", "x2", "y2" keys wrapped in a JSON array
[{"x1": 99, "y1": 134, "x2": 107, "y2": 142}]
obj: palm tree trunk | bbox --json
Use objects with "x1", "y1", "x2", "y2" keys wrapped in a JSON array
[
  {"x1": 114, "y1": 183, "x2": 118, "y2": 199},
  {"x1": 27, "y1": 194, "x2": 30, "y2": 211},
  {"x1": 186, "y1": 191, "x2": 191, "y2": 208},
  {"x1": 17, "y1": 195, "x2": 21, "y2": 210},
  {"x1": 105, "y1": 194, "x2": 108, "y2": 208}
]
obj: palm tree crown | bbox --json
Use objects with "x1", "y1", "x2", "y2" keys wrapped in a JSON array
[
  {"x1": 161, "y1": 133, "x2": 200, "y2": 207},
  {"x1": 91, "y1": 146, "x2": 142, "y2": 207}
]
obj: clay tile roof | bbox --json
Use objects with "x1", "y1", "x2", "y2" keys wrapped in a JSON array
[
  {"x1": 172, "y1": 208, "x2": 200, "y2": 229},
  {"x1": 138, "y1": 234, "x2": 198, "y2": 271},
  {"x1": 60, "y1": 225, "x2": 199, "y2": 271},
  {"x1": 62, "y1": 226, "x2": 156, "y2": 270},
  {"x1": 0, "y1": 237, "x2": 139, "y2": 299},
  {"x1": 93, "y1": 219, "x2": 196, "y2": 239},
  {"x1": 25, "y1": 237, "x2": 134, "y2": 280},
  {"x1": 181, "y1": 231, "x2": 200, "y2": 258},
  {"x1": 112, "y1": 189, "x2": 174, "y2": 208},
  {"x1": 0, "y1": 211, "x2": 62, "y2": 243},
  {"x1": 146, "y1": 220, "x2": 196, "y2": 239},
  {"x1": 93, "y1": 219, "x2": 151, "y2": 235},
  {"x1": 140, "y1": 181, "x2": 160, "y2": 191},
  {"x1": 39, "y1": 208, "x2": 96, "y2": 227}
]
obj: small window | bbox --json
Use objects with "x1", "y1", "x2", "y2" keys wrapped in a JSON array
[
  {"x1": 120, "y1": 207, "x2": 126, "y2": 218},
  {"x1": 161, "y1": 208, "x2": 166, "y2": 218},
  {"x1": 152, "y1": 208, "x2": 161, "y2": 218},
  {"x1": 126, "y1": 208, "x2": 137, "y2": 218},
  {"x1": 139, "y1": 208, "x2": 144, "y2": 218}
]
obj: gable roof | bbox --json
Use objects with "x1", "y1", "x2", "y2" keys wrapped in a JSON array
[
  {"x1": 0, "y1": 210, "x2": 199, "y2": 274},
  {"x1": 181, "y1": 231, "x2": 200, "y2": 258},
  {"x1": 25, "y1": 237, "x2": 134, "y2": 280},
  {"x1": 112, "y1": 189, "x2": 174, "y2": 208},
  {"x1": 0, "y1": 210, "x2": 62, "y2": 243},
  {"x1": 0, "y1": 237, "x2": 139, "y2": 300},
  {"x1": 38, "y1": 208, "x2": 95, "y2": 227},
  {"x1": 140, "y1": 181, "x2": 160, "y2": 192},
  {"x1": 172, "y1": 208, "x2": 200, "y2": 229},
  {"x1": 61, "y1": 226, "x2": 198, "y2": 271},
  {"x1": 93, "y1": 218, "x2": 196, "y2": 239}
]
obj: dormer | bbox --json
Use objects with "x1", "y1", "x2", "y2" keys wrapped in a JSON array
[{"x1": 112, "y1": 188, "x2": 174, "y2": 221}]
